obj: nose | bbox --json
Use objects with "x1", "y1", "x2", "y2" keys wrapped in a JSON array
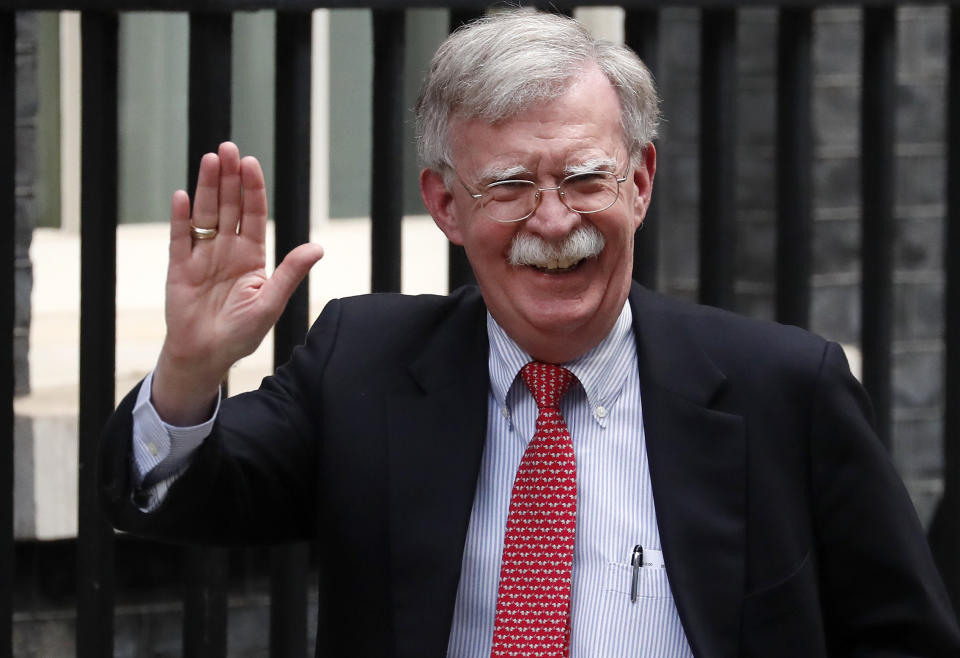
[{"x1": 526, "y1": 186, "x2": 581, "y2": 241}]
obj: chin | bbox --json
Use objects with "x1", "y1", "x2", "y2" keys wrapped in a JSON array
[{"x1": 523, "y1": 303, "x2": 598, "y2": 337}]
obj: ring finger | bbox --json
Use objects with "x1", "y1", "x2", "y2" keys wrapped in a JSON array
[{"x1": 191, "y1": 151, "x2": 221, "y2": 242}]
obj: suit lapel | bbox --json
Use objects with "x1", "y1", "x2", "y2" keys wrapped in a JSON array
[
  {"x1": 629, "y1": 285, "x2": 745, "y2": 658},
  {"x1": 385, "y1": 292, "x2": 490, "y2": 658}
]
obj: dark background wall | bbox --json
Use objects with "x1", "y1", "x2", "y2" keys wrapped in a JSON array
[{"x1": 653, "y1": 6, "x2": 949, "y2": 524}]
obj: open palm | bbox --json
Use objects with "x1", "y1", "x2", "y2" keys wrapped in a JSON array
[{"x1": 154, "y1": 142, "x2": 324, "y2": 424}]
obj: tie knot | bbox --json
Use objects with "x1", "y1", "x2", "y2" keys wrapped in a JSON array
[{"x1": 521, "y1": 361, "x2": 575, "y2": 410}]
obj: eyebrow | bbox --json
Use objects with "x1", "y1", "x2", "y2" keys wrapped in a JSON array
[
  {"x1": 565, "y1": 157, "x2": 619, "y2": 176},
  {"x1": 474, "y1": 163, "x2": 531, "y2": 185},
  {"x1": 472, "y1": 157, "x2": 619, "y2": 185}
]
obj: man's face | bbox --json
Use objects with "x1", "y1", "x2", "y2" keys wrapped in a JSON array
[{"x1": 420, "y1": 65, "x2": 656, "y2": 363}]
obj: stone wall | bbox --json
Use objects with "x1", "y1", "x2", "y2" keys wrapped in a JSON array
[
  {"x1": 13, "y1": 539, "x2": 317, "y2": 657},
  {"x1": 654, "y1": 7, "x2": 950, "y2": 524}
]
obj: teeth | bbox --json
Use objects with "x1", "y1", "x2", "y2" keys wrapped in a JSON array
[{"x1": 535, "y1": 257, "x2": 581, "y2": 271}]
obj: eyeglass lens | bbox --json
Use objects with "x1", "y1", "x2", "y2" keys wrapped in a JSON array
[{"x1": 481, "y1": 171, "x2": 620, "y2": 222}]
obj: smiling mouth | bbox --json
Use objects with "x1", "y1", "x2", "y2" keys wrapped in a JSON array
[
  {"x1": 529, "y1": 256, "x2": 586, "y2": 273},
  {"x1": 508, "y1": 225, "x2": 606, "y2": 275}
]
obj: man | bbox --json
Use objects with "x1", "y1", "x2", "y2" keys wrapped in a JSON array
[{"x1": 100, "y1": 9, "x2": 960, "y2": 657}]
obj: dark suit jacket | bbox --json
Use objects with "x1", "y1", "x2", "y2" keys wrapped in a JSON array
[{"x1": 100, "y1": 283, "x2": 960, "y2": 657}]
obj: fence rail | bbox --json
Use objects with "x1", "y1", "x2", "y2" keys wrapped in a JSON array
[
  {"x1": 3, "y1": 0, "x2": 958, "y2": 8},
  {"x1": 2, "y1": 1, "x2": 959, "y2": 656}
]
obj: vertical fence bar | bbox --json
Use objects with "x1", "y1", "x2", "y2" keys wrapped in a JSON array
[
  {"x1": 943, "y1": 3, "x2": 960, "y2": 615},
  {"x1": 625, "y1": 9, "x2": 661, "y2": 290},
  {"x1": 184, "y1": 12, "x2": 232, "y2": 658},
  {"x1": 270, "y1": 11, "x2": 312, "y2": 658},
  {"x1": 776, "y1": 7, "x2": 813, "y2": 328},
  {"x1": 930, "y1": 6, "x2": 960, "y2": 615},
  {"x1": 449, "y1": 7, "x2": 483, "y2": 30},
  {"x1": 700, "y1": 8, "x2": 738, "y2": 309},
  {"x1": 539, "y1": 4, "x2": 573, "y2": 17},
  {"x1": 861, "y1": 6, "x2": 896, "y2": 451},
  {"x1": 370, "y1": 9, "x2": 405, "y2": 294},
  {"x1": 446, "y1": 9, "x2": 482, "y2": 291},
  {"x1": 78, "y1": 11, "x2": 118, "y2": 658},
  {"x1": 188, "y1": 12, "x2": 233, "y2": 191},
  {"x1": 182, "y1": 547, "x2": 227, "y2": 658},
  {"x1": 0, "y1": 12, "x2": 14, "y2": 658}
]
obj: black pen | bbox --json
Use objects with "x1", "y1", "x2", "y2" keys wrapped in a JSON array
[{"x1": 630, "y1": 544, "x2": 643, "y2": 603}]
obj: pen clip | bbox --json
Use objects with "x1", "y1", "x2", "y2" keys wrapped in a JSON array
[{"x1": 630, "y1": 544, "x2": 642, "y2": 603}]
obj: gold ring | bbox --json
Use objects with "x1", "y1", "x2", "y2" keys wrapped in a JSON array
[{"x1": 190, "y1": 224, "x2": 218, "y2": 240}]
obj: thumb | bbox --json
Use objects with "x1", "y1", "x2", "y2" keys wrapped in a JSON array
[{"x1": 261, "y1": 243, "x2": 325, "y2": 314}]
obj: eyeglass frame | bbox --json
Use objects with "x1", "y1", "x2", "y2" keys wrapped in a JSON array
[{"x1": 457, "y1": 169, "x2": 630, "y2": 224}]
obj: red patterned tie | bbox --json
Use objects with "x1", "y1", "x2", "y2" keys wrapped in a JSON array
[{"x1": 491, "y1": 362, "x2": 577, "y2": 658}]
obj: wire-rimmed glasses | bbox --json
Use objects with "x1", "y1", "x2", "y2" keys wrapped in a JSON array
[{"x1": 460, "y1": 170, "x2": 628, "y2": 223}]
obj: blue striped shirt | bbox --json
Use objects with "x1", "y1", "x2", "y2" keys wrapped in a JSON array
[{"x1": 446, "y1": 303, "x2": 692, "y2": 657}]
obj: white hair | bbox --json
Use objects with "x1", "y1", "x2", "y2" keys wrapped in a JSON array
[{"x1": 415, "y1": 9, "x2": 660, "y2": 175}]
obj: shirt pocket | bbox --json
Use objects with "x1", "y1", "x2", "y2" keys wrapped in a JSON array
[
  {"x1": 585, "y1": 562, "x2": 693, "y2": 658},
  {"x1": 604, "y1": 559, "x2": 672, "y2": 599}
]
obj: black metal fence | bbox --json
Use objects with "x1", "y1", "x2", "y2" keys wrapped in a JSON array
[{"x1": 1, "y1": 0, "x2": 959, "y2": 656}]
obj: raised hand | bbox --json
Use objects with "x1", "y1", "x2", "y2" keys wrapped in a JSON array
[{"x1": 152, "y1": 142, "x2": 324, "y2": 425}]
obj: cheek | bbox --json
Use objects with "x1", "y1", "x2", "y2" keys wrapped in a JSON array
[
  {"x1": 466, "y1": 223, "x2": 517, "y2": 259},
  {"x1": 598, "y1": 214, "x2": 637, "y2": 252}
]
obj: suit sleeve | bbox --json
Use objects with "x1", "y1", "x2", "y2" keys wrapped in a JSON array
[
  {"x1": 809, "y1": 342, "x2": 960, "y2": 656},
  {"x1": 99, "y1": 298, "x2": 344, "y2": 547}
]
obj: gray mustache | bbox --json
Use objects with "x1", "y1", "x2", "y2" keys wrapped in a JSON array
[{"x1": 508, "y1": 224, "x2": 606, "y2": 267}]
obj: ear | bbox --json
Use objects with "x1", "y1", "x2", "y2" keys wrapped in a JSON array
[
  {"x1": 420, "y1": 168, "x2": 465, "y2": 245},
  {"x1": 631, "y1": 143, "x2": 657, "y2": 230}
]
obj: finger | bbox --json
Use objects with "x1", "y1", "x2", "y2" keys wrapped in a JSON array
[
  {"x1": 239, "y1": 156, "x2": 268, "y2": 244},
  {"x1": 191, "y1": 152, "x2": 221, "y2": 230},
  {"x1": 170, "y1": 190, "x2": 192, "y2": 263},
  {"x1": 217, "y1": 142, "x2": 243, "y2": 235},
  {"x1": 260, "y1": 243, "x2": 325, "y2": 317}
]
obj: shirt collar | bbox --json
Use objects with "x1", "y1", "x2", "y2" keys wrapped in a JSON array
[{"x1": 487, "y1": 301, "x2": 636, "y2": 428}]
